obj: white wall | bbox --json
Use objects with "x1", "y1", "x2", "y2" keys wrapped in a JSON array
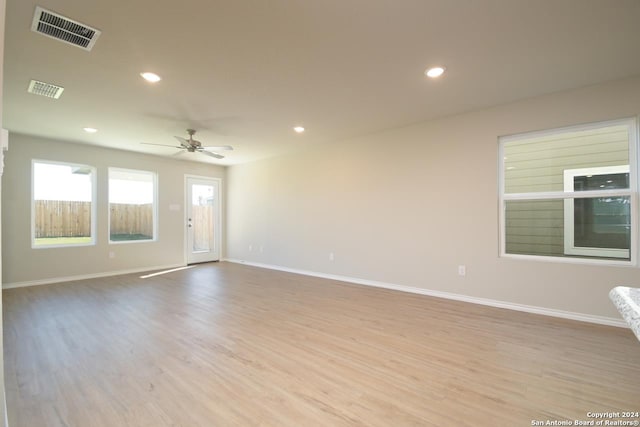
[
  {"x1": 2, "y1": 133, "x2": 226, "y2": 285},
  {"x1": 226, "y1": 75, "x2": 640, "y2": 321}
]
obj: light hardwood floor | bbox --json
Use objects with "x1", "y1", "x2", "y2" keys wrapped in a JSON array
[{"x1": 4, "y1": 262, "x2": 640, "y2": 426}]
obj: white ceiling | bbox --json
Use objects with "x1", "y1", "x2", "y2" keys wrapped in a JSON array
[{"x1": 4, "y1": 0, "x2": 640, "y2": 165}]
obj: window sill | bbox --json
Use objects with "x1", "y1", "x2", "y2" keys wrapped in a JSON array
[{"x1": 500, "y1": 252, "x2": 636, "y2": 267}]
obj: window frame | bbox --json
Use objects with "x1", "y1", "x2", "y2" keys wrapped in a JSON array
[
  {"x1": 498, "y1": 117, "x2": 638, "y2": 266},
  {"x1": 108, "y1": 167, "x2": 158, "y2": 244},
  {"x1": 31, "y1": 159, "x2": 97, "y2": 249}
]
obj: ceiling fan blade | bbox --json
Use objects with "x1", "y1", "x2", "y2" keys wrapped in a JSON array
[
  {"x1": 200, "y1": 150, "x2": 224, "y2": 159},
  {"x1": 172, "y1": 151, "x2": 186, "y2": 157},
  {"x1": 174, "y1": 136, "x2": 191, "y2": 148},
  {"x1": 202, "y1": 145, "x2": 233, "y2": 151},
  {"x1": 142, "y1": 142, "x2": 184, "y2": 149}
]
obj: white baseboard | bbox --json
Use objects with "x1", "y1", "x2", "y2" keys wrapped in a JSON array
[
  {"x1": 223, "y1": 258, "x2": 627, "y2": 328},
  {"x1": 2, "y1": 263, "x2": 186, "y2": 289}
]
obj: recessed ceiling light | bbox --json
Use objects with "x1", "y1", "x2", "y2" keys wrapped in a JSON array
[
  {"x1": 425, "y1": 66, "x2": 446, "y2": 78},
  {"x1": 140, "y1": 72, "x2": 161, "y2": 83},
  {"x1": 293, "y1": 126, "x2": 305, "y2": 133},
  {"x1": 83, "y1": 127, "x2": 98, "y2": 133}
]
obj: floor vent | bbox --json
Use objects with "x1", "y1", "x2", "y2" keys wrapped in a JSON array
[
  {"x1": 31, "y1": 6, "x2": 101, "y2": 51},
  {"x1": 27, "y1": 80, "x2": 65, "y2": 99}
]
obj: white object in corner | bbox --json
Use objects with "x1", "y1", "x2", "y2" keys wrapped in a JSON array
[
  {"x1": 0, "y1": 128, "x2": 7, "y2": 176},
  {"x1": 609, "y1": 286, "x2": 640, "y2": 341}
]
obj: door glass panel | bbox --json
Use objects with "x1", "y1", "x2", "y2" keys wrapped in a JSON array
[
  {"x1": 191, "y1": 184, "x2": 214, "y2": 252},
  {"x1": 573, "y1": 172, "x2": 630, "y2": 251}
]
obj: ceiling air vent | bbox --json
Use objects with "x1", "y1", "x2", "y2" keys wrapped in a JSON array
[
  {"x1": 31, "y1": 6, "x2": 101, "y2": 51},
  {"x1": 28, "y1": 80, "x2": 65, "y2": 99}
]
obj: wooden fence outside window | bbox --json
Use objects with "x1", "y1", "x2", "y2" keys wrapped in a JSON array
[
  {"x1": 35, "y1": 201, "x2": 214, "y2": 244},
  {"x1": 34, "y1": 200, "x2": 155, "y2": 238}
]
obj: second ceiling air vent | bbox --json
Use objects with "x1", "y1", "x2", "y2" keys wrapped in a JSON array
[
  {"x1": 28, "y1": 80, "x2": 65, "y2": 99},
  {"x1": 31, "y1": 6, "x2": 101, "y2": 51}
]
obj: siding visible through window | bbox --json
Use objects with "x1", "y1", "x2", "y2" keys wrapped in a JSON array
[{"x1": 499, "y1": 119, "x2": 636, "y2": 264}]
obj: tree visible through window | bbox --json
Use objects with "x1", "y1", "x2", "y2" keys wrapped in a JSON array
[
  {"x1": 109, "y1": 168, "x2": 157, "y2": 242},
  {"x1": 32, "y1": 161, "x2": 96, "y2": 247}
]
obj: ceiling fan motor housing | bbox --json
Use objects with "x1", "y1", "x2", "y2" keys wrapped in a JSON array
[{"x1": 186, "y1": 129, "x2": 202, "y2": 149}]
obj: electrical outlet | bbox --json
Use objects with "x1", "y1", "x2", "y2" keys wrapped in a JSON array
[
  {"x1": 109, "y1": 251, "x2": 115, "y2": 259},
  {"x1": 329, "y1": 252, "x2": 335, "y2": 261},
  {"x1": 458, "y1": 265, "x2": 466, "y2": 276},
  {"x1": 249, "y1": 244, "x2": 253, "y2": 252}
]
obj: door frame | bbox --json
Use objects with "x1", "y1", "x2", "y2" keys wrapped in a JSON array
[{"x1": 184, "y1": 174, "x2": 222, "y2": 264}]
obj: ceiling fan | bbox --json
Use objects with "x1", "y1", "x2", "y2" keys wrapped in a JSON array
[{"x1": 142, "y1": 129, "x2": 233, "y2": 159}]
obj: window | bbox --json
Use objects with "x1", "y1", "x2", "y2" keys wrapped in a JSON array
[
  {"x1": 32, "y1": 160, "x2": 96, "y2": 247},
  {"x1": 499, "y1": 118, "x2": 637, "y2": 264},
  {"x1": 109, "y1": 168, "x2": 157, "y2": 243}
]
